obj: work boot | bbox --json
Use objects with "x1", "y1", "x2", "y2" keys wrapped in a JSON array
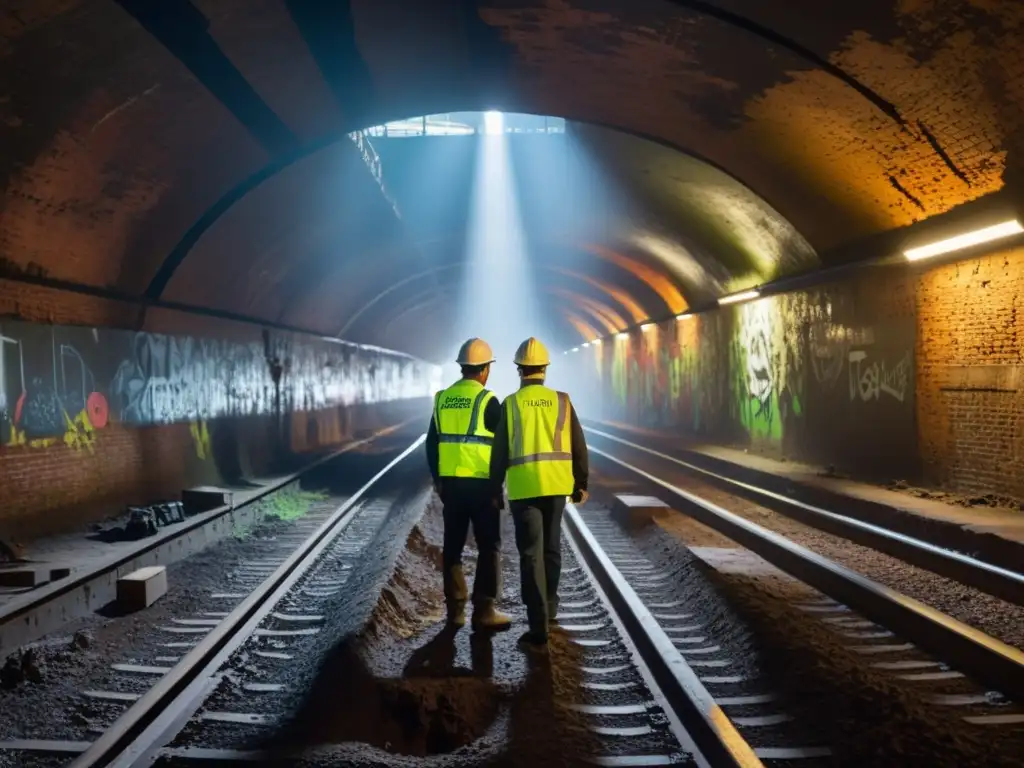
[
  {"x1": 446, "y1": 600, "x2": 467, "y2": 628},
  {"x1": 517, "y1": 630, "x2": 549, "y2": 653},
  {"x1": 443, "y1": 564, "x2": 469, "y2": 628},
  {"x1": 472, "y1": 600, "x2": 512, "y2": 631}
]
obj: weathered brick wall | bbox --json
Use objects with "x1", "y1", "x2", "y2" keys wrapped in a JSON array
[
  {"x1": 0, "y1": 292, "x2": 440, "y2": 542},
  {"x1": 916, "y1": 247, "x2": 1024, "y2": 500}
]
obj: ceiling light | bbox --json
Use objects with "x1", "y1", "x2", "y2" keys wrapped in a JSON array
[
  {"x1": 483, "y1": 110, "x2": 504, "y2": 135},
  {"x1": 718, "y1": 289, "x2": 760, "y2": 306},
  {"x1": 571, "y1": 347, "x2": 579, "y2": 353},
  {"x1": 904, "y1": 219, "x2": 1023, "y2": 262},
  {"x1": 641, "y1": 323, "x2": 655, "y2": 332},
  {"x1": 676, "y1": 313, "x2": 694, "y2": 321},
  {"x1": 591, "y1": 338, "x2": 602, "y2": 346},
  {"x1": 582, "y1": 342, "x2": 590, "y2": 348},
  {"x1": 616, "y1": 332, "x2": 629, "y2": 340}
]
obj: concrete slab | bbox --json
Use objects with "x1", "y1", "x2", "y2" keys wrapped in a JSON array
[
  {"x1": 182, "y1": 487, "x2": 234, "y2": 516},
  {"x1": 611, "y1": 494, "x2": 672, "y2": 528},
  {"x1": 0, "y1": 564, "x2": 70, "y2": 588},
  {"x1": 117, "y1": 565, "x2": 168, "y2": 612}
]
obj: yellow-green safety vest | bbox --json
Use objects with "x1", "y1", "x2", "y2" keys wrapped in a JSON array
[
  {"x1": 505, "y1": 384, "x2": 574, "y2": 500},
  {"x1": 434, "y1": 379, "x2": 496, "y2": 479}
]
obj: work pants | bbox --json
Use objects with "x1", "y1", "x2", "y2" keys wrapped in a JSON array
[
  {"x1": 441, "y1": 481, "x2": 501, "y2": 604},
  {"x1": 510, "y1": 495, "x2": 566, "y2": 635}
]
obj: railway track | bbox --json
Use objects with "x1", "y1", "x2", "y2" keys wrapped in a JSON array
[
  {"x1": 569, "y1": 441, "x2": 1024, "y2": 766},
  {"x1": 2, "y1": 428, "x2": 1022, "y2": 766},
  {"x1": 584, "y1": 426, "x2": 1024, "y2": 606}
]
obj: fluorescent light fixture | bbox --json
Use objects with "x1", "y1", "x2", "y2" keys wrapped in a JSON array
[
  {"x1": 591, "y1": 338, "x2": 602, "y2": 346},
  {"x1": 582, "y1": 342, "x2": 590, "y2": 348},
  {"x1": 483, "y1": 110, "x2": 504, "y2": 135},
  {"x1": 571, "y1": 347, "x2": 579, "y2": 353},
  {"x1": 641, "y1": 322, "x2": 655, "y2": 332},
  {"x1": 904, "y1": 219, "x2": 1023, "y2": 262},
  {"x1": 676, "y1": 312, "x2": 694, "y2": 321},
  {"x1": 718, "y1": 289, "x2": 760, "y2": 306},
  {"x1": 616, "y1": 332, "x2": 629, "y2": 340}
]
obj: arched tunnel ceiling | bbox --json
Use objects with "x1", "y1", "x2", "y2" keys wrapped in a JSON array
[{"x1": 1, "y1": 0, "x2": 1021, "y2": 361}]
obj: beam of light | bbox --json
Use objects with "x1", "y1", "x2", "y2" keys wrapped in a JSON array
[
  {"x1": 455, "y1": 114, "x2": 558, "y2": 397},
  {"x1": 903, "y1": 220, "x2": 1023, "y2": 262},
  {"x1": 718, "y1": 289, "x2": 761, "y2": 306},
  {"x1": 484, "y1": 110, "x2": 504, "y2": 135}
]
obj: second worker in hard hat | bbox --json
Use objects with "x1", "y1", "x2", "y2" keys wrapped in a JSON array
[
  {"x1": 490, "y1": 336, "x2": 589, "y2": 651},
  {"x1": 426, "y1": 338, "x2": 511, "y2": 631}
]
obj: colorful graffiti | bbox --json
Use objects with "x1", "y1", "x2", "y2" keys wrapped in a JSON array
[
  {"x1": 1, "y1": 330, "x2": 110, "y2": 451},
  {"x1": 729, "y1": 296, "x2": 806, "y2": 443},
  {"x1": 0, "y1": 321, "x2": 437, "y2": 455}
]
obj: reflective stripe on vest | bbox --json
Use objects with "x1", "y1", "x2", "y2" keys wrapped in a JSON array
[
  {"x1": 505, "y1": 384, "x2": 574, "y2": 500},
  {"x1": 434, "y1": 379, "x2": 495, "y2": 479}
]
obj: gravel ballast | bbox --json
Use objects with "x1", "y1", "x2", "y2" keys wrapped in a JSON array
[{"x1": 590, "y1": 440, "x2": 1024, "y2": 650}]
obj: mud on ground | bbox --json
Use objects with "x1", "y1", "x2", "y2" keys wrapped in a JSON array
[{"x1": 275, "y1": 498, "x2": 602, "y2": 768}]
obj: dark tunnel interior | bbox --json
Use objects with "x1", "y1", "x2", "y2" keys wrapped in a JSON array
[{"x1": 2, "y1": 3, "x2": 1024, "y2": 767}]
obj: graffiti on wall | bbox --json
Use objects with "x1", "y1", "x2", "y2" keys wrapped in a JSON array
[
  {"x1": 729, "y1": 296, "x2": 806, "y2": 443},
  {"x1": 575, "y1": 280, "x2": 919, "y2": 476},
  {"x1": 1, "y1": 329, "x2": 110, "y2": 451},
  {"x1": 848, "y1": 350, "x2": 911, "y2": 403},
  {"x1": 0, "y1": 320, "x2": 436, "y2": 455}
]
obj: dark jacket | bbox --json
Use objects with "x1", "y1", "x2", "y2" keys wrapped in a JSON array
[
  {"x1": 425, "y1": 383, "x2": 502, "y2": 484},
  {"x1": 489, "y1": 379, "x2": 589, "y2": 499}
]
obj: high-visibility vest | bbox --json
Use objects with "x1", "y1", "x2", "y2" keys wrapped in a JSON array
[
  {"x1": 434, "y1": 379, "x2": 496, "y2": 479},
  {"x1": 505, "y1": 384, "x2": 574, "y2": 500}
]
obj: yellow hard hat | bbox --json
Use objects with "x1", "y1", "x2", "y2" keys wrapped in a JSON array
[
  {"x1": 513, "y1": 337, "x2": 550, "y2": 367},
  {"x1": 455, "y1": 337, "x2": 495, "y2": 366}
]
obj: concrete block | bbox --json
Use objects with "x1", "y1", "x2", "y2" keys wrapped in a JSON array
[
  {"x1": 182, "y1": 487, "x2": 233, "y2": 516},
  {"x1": 117, "y1": 566, "x2": 168, "y2": 612},
  {"x1": 611, "y1": 494, "x2": 672, "y2": 528},
  {"x1": 0, "y1": 566, "x2": 49, "y2": 588}
]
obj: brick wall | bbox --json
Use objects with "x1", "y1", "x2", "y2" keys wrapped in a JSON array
[{"x1": 916, "y1": 246, "x2": 1024, "y2": 500}]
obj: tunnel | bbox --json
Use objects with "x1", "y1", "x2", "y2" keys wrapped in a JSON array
[{"x1": 1, "y1": 3, "x2": 1024, "y2": 765}]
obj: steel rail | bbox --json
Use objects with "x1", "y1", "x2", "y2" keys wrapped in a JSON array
[
  {"x1": 563, "y1": 503, "x2": 764, "y2": 768},
  {"x1": 586, "y1": 426, "x2": 1024, "y2": 606},
  {"x1": 69, "y1": 435, "x2": 426, "y2": 768},
  {"x1": 589, "y1": 445, "x2": 1024, "y2": 702}
]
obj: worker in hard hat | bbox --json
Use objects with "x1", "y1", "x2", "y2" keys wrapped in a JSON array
[
  {"x1": 489, "y1": 336, "x2": 589, "y2": 651},
  {"x1": 425, "y1": 338, "x2": 511, "y2": 631}
]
